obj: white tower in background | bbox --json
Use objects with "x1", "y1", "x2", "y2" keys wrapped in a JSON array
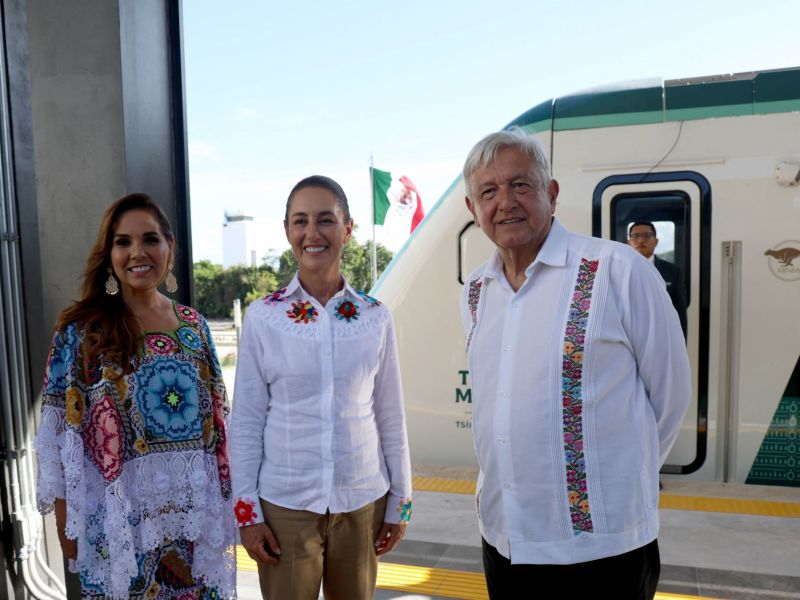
[{"x1": 222, "y1": 211, "x2": 257, "y2": 268}]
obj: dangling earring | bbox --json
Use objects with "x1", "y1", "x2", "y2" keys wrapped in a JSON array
[
  {"x1": 165, "y1": 267, "x2": 178, "y2": 293},
  {"x1": 105, "y1": 268, "x2": 119, "y2": 295}
]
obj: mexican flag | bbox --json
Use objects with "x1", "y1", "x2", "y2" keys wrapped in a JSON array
[{"x1": 371, "y1": 167, "x2": 425, "y2": 233}]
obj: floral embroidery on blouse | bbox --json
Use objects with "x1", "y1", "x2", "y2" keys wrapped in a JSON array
[
  {"x1": 334, "y1": 300, "x2": 359, "y2": 323},
  {"x1": 135, "y1": 358, "x2": 202, "y2": 442},
  {"x1": 145, "y1": 582, "x2": 160, "y2": 599},
  {"x1": 356, "y1": 290, "x2": 381, "y2": 307},
  {"x1": 212, "y1": 389, "x2": 231, "y2": 492},
  {"x1": 264, "y1": 288, "x2": 287, "y2": 303},
  {"x1": 466, "y1": 278, "x2": 483, "y2": 351},
  {"x1": 562, "y1": 258, "x2": 599, "y2": 534},
  {"x1": 86, "y1": 394, "x2": 124, "y2": 482},
  {"x1": 134, "y1": 438, "x2": 148, "y2": 454},
  {"x1": 44, "y1": 325, "x2": 78, "y2": 395},
  {"x1": 286, "y1": 300, "x2": 318, "y2": 324},
  {"x1": 397, "y1": 498, "x2": 413, "y2": 522},
  {"x1": 145, "y1": 334, "x2": 179, "y2": 355},
  {"x1": 177, "y1": 305, "x2": 200, "y2": 325},
  {"x1": 65, "y1": 387, "x2": 85, "y2": 427},
  {"x1": 234, "y1": 498, "x2": 258, "y2": 526},
  {"x1": 35, "y1": 304, "x2": 235, "y2": 598},
  {"x1": 200, "y1": 587, "x2": 221, "y2": 600},
  {"x1": 177, "y1": 326, "x2": 203, "y2": 352}
]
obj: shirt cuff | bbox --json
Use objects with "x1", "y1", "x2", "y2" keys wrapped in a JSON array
[
  {"x1": 384, "y1": 494, "x2": 413, "y2": 524},
  {"x1": 233, "y1": 495, "x2": 264, "y2": 528}
]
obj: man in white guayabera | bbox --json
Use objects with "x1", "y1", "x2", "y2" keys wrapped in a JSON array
[{"x1": 460, "y1": 128, "x2": 691, "y2": 600}]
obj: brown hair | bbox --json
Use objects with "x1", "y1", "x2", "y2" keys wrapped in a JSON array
[
  {"x1": 285, "y1": 175, "x2": 352, "y2": 222},
  {"x1": 55, "y1": 193, "x2": 175, "y2": 373}
]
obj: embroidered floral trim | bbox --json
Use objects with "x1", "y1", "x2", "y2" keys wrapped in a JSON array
[
  {"x1": 286, "y1": 300, "x2": 318, "y2": 324},
  {"x1": 562, "y1": 258, "x2": 598, "y2": 534},
  {"x1": 44, "y1": 324, "x2": 78, "y2": 395},
  {"x1": 334, "y1": 300, "x2": 359, "y2": 323},
  {"x1": 467, "y1": 278, "x2": 482, "y2": 319},
  {"x1": 145, "y1": 582, "x2": 160, "y2": 599},
  {"x1": 177, "y1": 327, "x2": 203, "y2": 352},
  {"x1": 264, "y1": 288, "x2": 287, "y2": 303},
  {"x1": 145, "y1": 334, "x2": 178, "y2": 355},
  {"x1": 466, "y1": 278, "x2": 483, "y2": 351},
  {"x1": 234, "y1": 498, "x2": 258, "y2": 526},
  {"x1": 356, "y1": 290, "x2": 381, "y2": 307},
  {"x1": 397, "y1": 498, "x2": 413, "y2": 522},
  {"x1": 86, "y1": 395, "x2": 123, "y2": 482},
  {"x1": 177, "y1": 305, "x2": 200, "y2": 325},
  {"x1": 201, "y1": 587, "x2": 221, "y2": 600},
  {"x1": 65, "y1": 387, "x2": 85, "y2": 427},
  {"x1": 212, "y1": 390, "x2": 231, "y2": 485},
  {"x1": 135, "y1": 358, "x2": 202, "y2": 442},
  {"x1": 35, "y1": 320, "x2": 236, "y2": 599}
]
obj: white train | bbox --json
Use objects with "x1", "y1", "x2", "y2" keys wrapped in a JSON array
[{"x1": 373, "y1": 67, "x2": 800, "y2": 486}]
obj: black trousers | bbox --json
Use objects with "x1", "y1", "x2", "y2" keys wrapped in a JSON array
[{"x1": 482, "y1": 538, "x2": 660, "y2": 600}]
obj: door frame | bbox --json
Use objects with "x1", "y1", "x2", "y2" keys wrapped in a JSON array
[{"x1": 592, "y1": 171, "x2": 711, "y2": 474}]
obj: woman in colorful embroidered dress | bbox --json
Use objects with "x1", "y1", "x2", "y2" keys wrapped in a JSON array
[
  {"x1": 34, "y1": 193, "x2": 235, "y2": 599},
  {"x1": 230, "y1": 175, "x2": 412, "y2": 600}
]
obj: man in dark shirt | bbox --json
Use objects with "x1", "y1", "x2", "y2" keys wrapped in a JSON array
[{"x1": 628, "y1": 221, "x2": 688, "y2": 337}]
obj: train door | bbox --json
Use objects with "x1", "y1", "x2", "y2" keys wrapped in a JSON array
[{"x1": 593, "y1": 172, "x2": 711, "y2": 474}]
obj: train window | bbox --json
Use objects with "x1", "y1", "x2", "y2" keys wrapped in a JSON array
[
  {"x1": 458, "y1": 221, "x2": 496, "y2": 284},
  {"x1": 610, "y1": 192, "x2": 691, "y2": 304}
]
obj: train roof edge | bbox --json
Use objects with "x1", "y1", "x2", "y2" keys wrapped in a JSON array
[{"x1": 506, "y1": 66, "x2": 800, "y2": 133}]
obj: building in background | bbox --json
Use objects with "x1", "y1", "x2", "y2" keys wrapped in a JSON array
[{"x1": 223, "y1": 211, "x2": 259, "y2": 267}]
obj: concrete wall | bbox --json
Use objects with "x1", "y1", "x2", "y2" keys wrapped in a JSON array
[
  {"x1": 23, "y1": 0, "x2": 192, "y2": 372},
  {"x1": 26, "y1": 0, "x2": 127, "y2": 336}
]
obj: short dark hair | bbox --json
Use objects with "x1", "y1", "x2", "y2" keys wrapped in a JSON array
[
  {"x1": 629, "y1": 221, "x2": 656, "y2": 237},
  {"x1": 285, "y1": 175, "x2": 351, "y2": 222}
]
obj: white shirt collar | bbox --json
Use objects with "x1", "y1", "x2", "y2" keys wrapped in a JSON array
[
  {"x1": 284, "y1": 272, "x2": 359, "y2": 302},
  {"x1": 483, "y1": 217, "x2": 570, "y2": 282}
]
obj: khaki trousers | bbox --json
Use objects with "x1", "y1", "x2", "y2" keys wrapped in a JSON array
[{"x1": 257, "y1": 496, "x2": 386, "y2": 600}]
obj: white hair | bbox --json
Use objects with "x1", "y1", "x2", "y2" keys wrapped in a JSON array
[{"x1": 462, "y1": 127, "x2": 551, "y2": 198}]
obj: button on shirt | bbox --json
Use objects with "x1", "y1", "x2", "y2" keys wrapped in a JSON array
[
  {"x1": 230, "y1": 275, "x2": 412, "y2": 527},
  {"x1": 461, "y1": 219, "x2": 690, "y2": 565}
]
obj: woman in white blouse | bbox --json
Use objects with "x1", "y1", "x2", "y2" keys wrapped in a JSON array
[{"x1": 230, "y1": 175, "x2": 413, "y2": 600}]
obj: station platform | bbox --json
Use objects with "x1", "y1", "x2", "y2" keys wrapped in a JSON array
[{"x1": 234, "y1": 469, "x2": 800, "y2": 599}]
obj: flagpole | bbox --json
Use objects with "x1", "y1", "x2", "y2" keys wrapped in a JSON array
[{"x1": 370, "y1": 153, "x2": 378, "y2": 289}]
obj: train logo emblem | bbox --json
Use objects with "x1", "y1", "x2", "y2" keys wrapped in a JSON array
[{"x1": 765, "y1": 241, "x2": 800, "y2": 281}]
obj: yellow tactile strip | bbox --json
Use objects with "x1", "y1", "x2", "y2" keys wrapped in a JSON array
[
  {"x1": 237, "y1": 548, "x2": 258, "y2": 572},
  {"x1": 412, "y1": 476, "x2": 800, "y2": 518},
  {"x1": 237, "y1": 546, "x2": 716, "y2": 600},
  {"x1": 659, "y1": 494, "x2": 800, "y2": 517},
  {"x1": 415, "y1": 476, "x2": 477, "y2": 495},
  {"x1": 377, "y1": 562, "x2": 487, "y2": 599}
]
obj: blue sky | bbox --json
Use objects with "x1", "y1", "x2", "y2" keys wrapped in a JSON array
[{"x1": 183, "y1": 0, "x2": 799, "y2": 263}]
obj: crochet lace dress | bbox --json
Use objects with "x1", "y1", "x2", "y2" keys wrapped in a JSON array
[{"x1": 35, "y1": 304, "x2": 236, "y2": 599}]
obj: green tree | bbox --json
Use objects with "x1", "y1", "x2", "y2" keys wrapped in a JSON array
[
  {"x1": 341, "y1": 238, "x2": 393, "y2": 291},
  {"x1": 275, "y1": 249, "x2": 297, "y2": 288},
  {"x1": 192, "y1": 261, "x2": 280, "y2": 318},
  {"x1": 193, "y1": 260, "x2": 225, "y2": 317}
]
